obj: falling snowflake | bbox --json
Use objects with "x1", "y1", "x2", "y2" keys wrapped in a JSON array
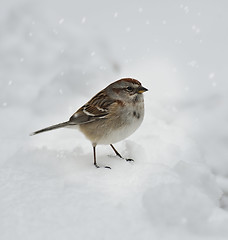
[
  {"x1": 113, "y1": 12, "x2": 118, "y2": 18},
  {"x1": 81, "y1": 17, "x2": 86, "y2": 24},
  {"x1": 209, "y1": 73, "x2": 215, "y2": 79},
  {"x1": 59, "y1": 18, "x2": 64, "y2": 24}
]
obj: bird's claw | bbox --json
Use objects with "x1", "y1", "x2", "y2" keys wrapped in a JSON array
[
  {"x1": 126, "y1": 158, "x2": 134, "y2": 162},
  {"x1": 94, "y1": 164, "x2": 111, "y2": 169}
]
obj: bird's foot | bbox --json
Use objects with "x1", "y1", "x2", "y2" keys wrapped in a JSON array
[
  {"x1": 125, "y1": 158, "x2": 134, "y2": 162},
  {"x1": 94, "y1": 163, "x2": 100, "y2": 168},
  {"x1": 94, "y1": 163, "x2": 111, "y2": 169},
  {"x1": 105, "y1": 165, "x2": 112, "y2": 169}
]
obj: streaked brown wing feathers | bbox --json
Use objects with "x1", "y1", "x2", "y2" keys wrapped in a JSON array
[
  {"x1": 69, "y1": 90, "x2": 116, "y2": 125},
  {"x1": 87, "y1": 91, "x2": 114, "y2": 109}
]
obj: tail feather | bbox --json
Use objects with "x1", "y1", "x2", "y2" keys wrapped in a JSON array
[{"x1": 30, "y1": 121, "x2": 70, "y2": 136}]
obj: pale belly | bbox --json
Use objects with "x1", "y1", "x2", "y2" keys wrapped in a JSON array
[{"x1": 96, "y1": 110, "x2": 144, "y2": 145}]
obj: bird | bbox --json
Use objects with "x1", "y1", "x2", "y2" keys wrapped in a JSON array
[{"x1": 31, "y1": 78, "x2": 148, "y2": 168}]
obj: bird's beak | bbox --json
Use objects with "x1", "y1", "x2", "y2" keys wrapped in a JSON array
[{"x1": 137, "y1": 86, "x2": 148, "y2": 94}]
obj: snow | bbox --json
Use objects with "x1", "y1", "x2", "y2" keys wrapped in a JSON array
[{"x1": 1, "y1": 0, "x2": 228, "y2": 239}]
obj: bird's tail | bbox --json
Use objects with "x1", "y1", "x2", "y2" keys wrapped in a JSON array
[{"x1": 30, "y1": 121, "x2": 70, "y2": 136}]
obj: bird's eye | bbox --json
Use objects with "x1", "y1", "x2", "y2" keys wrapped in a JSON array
[{"x1": 126, "y1": 86, "x2": 133, "y2": 92}]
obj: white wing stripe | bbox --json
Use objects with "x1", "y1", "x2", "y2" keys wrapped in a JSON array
[
  {"x1": 83, "y1": 109, "x2": 96, "y2": 116},
  {"x1": 96, "y1": 106, "x2": 108, "y2": 112}
]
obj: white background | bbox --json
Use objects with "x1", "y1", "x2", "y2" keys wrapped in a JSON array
[{"x1": 1, "y1": 0, "x2": 228, "y2": 239}]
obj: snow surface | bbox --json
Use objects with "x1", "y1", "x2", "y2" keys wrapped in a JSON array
[{"x1": 1, "y1": 0, "x2": 228, "y2": 239}]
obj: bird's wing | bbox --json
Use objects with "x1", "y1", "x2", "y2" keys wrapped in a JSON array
[{"x1": 68, "y1": 91, "x2": 117, "y2": 125}]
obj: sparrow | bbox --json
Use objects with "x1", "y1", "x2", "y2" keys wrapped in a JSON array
[{"x1": 31, "y1": 78, "x2": 148, "y2": 168}]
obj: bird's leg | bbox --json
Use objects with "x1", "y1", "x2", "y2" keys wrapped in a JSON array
[
  {"x1": 93, "y1": 145, "x2": 100, "y2": 168},
  {"x1": 93, "y1": 145, "x2": 111, "y2": 169},
  {"x1": 110, "y1": 144, "x2": 123, "y2": 158},
  {"x1": 110, "y1": 144, "x2": 134, "y2": 162}
]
